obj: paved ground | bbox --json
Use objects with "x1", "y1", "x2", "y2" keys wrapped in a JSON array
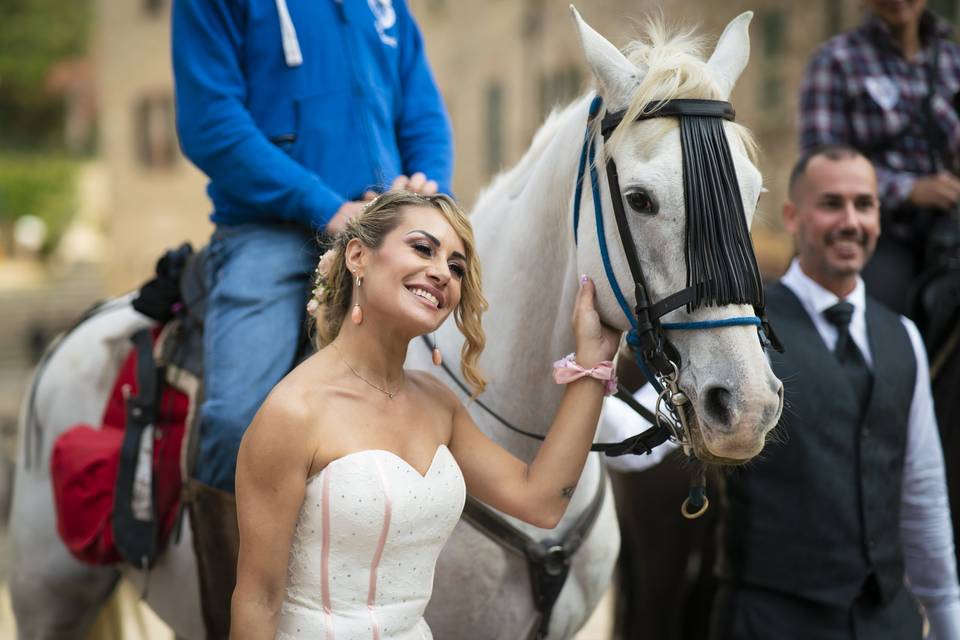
[{"x1": 0, "y1": 574, "x2": 612, "y2": 639}]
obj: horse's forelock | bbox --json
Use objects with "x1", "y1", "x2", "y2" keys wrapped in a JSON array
[{"x1": 606, "y1": 19, "x2": 756, "y2": 163}]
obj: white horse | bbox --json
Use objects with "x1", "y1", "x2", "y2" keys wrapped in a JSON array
[
  {"x1": 9, "y1": 9, "x2": 782, "y2": 639},
  {"x1": 417, "y1": 10, "x2": 782, "y2": 638}
]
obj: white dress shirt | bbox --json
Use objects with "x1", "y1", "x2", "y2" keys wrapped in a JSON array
[{"x1": 782, "y1": 259, "x2": 960, "y2": 639}]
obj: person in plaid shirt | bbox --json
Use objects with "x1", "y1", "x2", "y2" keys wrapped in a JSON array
[{"x1": 799, "y1": 0, "x2": 960, "y2": 316}]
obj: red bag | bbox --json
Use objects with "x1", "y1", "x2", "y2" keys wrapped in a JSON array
[{"x1": 50, "y1": 333, "x2": 189, "y2": 565}]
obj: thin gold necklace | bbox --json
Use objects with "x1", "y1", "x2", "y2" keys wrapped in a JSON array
[{"x1": 331, "y1": 342, "x2": 403, "y2": 399}]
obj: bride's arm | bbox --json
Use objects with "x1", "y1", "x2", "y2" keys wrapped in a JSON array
[
  {"x1": 232, "y1": 388, "x2": 314, "y2": 639},
  {"x1": 446, "y1": 276, "x2": 619, "y2": 529}
]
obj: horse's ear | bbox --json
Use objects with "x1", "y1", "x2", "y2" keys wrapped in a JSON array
[
  {"x1": 570, "y1": 5, "x2": 645, "y2": 112},
  {"x1": 706, "y1": 11, "x2": 753, "y2": 100}
]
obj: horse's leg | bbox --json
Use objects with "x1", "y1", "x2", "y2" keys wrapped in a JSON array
[
  {"x1": 125, "y1": 511, "x2": 205, "y2": 640},
  {"x1": 550, "y1": 480, "x2": 619, "y2": 639},
  {"x1": 9, "y1": 480, "x2": 119, "y2": 640},
  {"x1": 610, "y1": 452, "x2": 718, "y2": 640},
  {"x1": 10, "y1": 427, "x2": 120, "y2": 639},
  {"x1": 10, "y1": 571, "x2": 118, "y2": 640},
  {"x1": 10, "y1": 300, "x2": 149, "y2": 639},
  {"x1": 933, "y1": 333, "x2": 960, "y2": 573}
]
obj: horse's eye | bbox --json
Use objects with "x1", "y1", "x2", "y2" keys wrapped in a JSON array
[{"x1": 625, "y1": 189, "x2": 658, "y2": 215}]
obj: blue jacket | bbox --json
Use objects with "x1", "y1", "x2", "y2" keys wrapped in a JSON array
[{"x1": 172, "y1": 0, "x2": 453, "y2": 230}]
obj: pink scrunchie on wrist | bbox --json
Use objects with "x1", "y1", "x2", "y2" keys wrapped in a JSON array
[{"x1": 552, "y1": 353, "x2": 618, "y2": 395}]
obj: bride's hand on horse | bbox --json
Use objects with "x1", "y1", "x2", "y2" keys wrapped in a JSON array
[
  {"x1": 572, "y1": 275, "x2": 621, "y2": 368},
  {"x1": 441, "y1": 275, "x2": 619, "y2": 530},
  {"x1": 390, "y1": 172, "x2": 439, "y2": 196}
]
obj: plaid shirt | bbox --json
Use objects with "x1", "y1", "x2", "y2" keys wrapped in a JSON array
[{"x1": 799, "y1": 10, "x2": 960, "y2": 209}]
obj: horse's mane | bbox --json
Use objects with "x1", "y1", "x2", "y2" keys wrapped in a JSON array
[{"x1": 472, "y1": 95, "x2": 592, "y2": 211}]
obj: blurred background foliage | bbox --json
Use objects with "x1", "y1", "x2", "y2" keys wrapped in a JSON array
[
  {"x1": 0, "y1": 0, "x2": 92, "y2": 150},
  {"x1": 0, "y1": 0, "x2": 92, "y2": 255},
  {"x1": 0, "y1": 155, "x2": 78, "y2": 254}
]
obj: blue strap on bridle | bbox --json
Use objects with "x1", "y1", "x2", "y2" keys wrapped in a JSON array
[
  {"x1": 573, "y1": 95, "x2": 604, "y2": 246},
  {"x1": 577, "y1": 98, "x2": 665, "y2": 390},
  {"x1": 661, "y1": 316, "x2": 761, "y2": 331}
]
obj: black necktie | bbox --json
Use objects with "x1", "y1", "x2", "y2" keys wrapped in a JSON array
[{"x1": 823, "y1": 302, "x2": 873, "y2": 412}]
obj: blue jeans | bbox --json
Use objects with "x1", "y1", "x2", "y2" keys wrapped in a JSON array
[{"x1": 197, "y1": 223, "x2": 319, "y2": 492}]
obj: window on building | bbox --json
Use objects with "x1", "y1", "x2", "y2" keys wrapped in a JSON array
[
  {"x1": 760, "y1": 74, "x2": 783, "y2": 112},
  {"x1": 134, "y1": 93, "x2": 177, "y2": 169},
  {"x1": 426, "y1": 0, "x2": 445, "y2": 15},
  {"x1": 144, "y1": 0, "x2": 165, "y2": 15},
  {"x1": 759, "y1": 10, "x2": 787, "y2": 113},
  {"x1": 762, "y1": 11, "x2": 785, "y2": 58},
  {"x1": 824, "y1": 0, "x2": 844, "y2": 37},
  {"x1": 486, "y1": 83, "x2": 504, "y2": 177},
  {"x1": 523, "y1": 0, "x2": 545, "y2": 39}
]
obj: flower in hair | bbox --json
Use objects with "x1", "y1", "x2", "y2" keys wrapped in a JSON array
[
  {"x1": 317, "y1": 248, "x2": 337, "y2": 280},
  {"x1": 306, "y1": 249, "x2": 338, "y2": 314}
]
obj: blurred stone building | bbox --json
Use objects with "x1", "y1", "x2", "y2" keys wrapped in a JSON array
[{"x1": 96, "y1": 0, "x2": 960, "y2": 291}]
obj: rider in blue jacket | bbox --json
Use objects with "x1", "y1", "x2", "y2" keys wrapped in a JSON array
[
  {"x1": 173, "y1": 2, "x2": 452, "y2": 632},
  {"x1": 172, "y1": 0, "x2": 453, "y2": 495}
]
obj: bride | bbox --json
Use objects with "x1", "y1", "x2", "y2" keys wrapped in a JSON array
[{"x1": 230, "y1": 190, "x2": 619, "y2": 639}]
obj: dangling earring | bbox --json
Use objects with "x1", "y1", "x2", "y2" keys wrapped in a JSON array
[
  {"x1": 431, "y1": 333, "x2": 442, "y2": 366},
  {"x1": 351, "y1": 273, "x2": 363, "y2": 325}
]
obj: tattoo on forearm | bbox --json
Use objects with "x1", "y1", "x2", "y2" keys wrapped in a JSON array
[{"x1": 561, "y1": 486, "x2": 576, "y2": 500}]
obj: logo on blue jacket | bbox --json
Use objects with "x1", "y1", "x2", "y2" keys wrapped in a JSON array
[{"x1": 368, "y1": 0, "x2": 397, "y2": 47}]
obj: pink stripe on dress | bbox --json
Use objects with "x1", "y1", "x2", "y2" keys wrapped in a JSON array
[
  {"x1": 367, "y1": 457, "x2": 393, "y2": 640},
  {"x1": 321, "y1": 469, "x2": 335, "y2": 640}
]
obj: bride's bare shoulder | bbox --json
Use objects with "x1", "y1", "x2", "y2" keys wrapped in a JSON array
[
  {"x1": 406, "y1": 369, "x2": 461, "y2": 412},
  {"x1": 245, "y1": 351, "x2": 344, "y2": 440}
]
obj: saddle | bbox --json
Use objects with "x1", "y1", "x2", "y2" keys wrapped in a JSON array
[
  {"x1": 50, "y1": 244, "x2": 203, "y2": 569},
  {"x1": 50, "y1": 326, "x2": 189, "y2": 567}
]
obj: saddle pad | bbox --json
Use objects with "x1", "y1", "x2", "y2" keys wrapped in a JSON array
[{"x1": 50, "y1": 332, "x2": 189, "y2": 565}]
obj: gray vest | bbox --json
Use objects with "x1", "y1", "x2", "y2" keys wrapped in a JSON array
[{"x1": 718, "y1": 282, "x2": 916, "y2": 607}]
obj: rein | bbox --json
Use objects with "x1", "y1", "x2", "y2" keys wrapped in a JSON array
[{"x1": 421, "y1": 335, "x2": 671, "y2": 457}]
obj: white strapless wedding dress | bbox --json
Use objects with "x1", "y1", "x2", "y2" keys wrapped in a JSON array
[{"x1": 276, "y1": 445, "x2": 465, "y2": 640}]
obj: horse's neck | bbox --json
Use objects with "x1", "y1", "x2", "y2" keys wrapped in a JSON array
[{"x1": 454, "y1": 97, "x2": 592, "y2": 461}]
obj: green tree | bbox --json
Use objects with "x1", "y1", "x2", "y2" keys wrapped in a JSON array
[
  {"x1": 0, "y1": 154, "x2": 77, "y2": 255},
  {"x1": 0, "y1": 0, "x2": 93, "y2": 151},
  {"x1": 0, "y1": 0, "x2": 92, "y2": 256}
]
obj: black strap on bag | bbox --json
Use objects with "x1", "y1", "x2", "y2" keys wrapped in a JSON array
[{"x1": 113, "y1": 328, "x2": 161, "y2": 569}]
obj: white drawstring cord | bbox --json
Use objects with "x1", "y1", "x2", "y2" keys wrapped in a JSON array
[{"x1": 274, "y1": 0, "x2": 303, "y2": 67}]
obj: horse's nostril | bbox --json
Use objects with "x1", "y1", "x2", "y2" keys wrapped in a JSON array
[{"x1": 703, "y1": 385, "x2": 733, "y2": 428}]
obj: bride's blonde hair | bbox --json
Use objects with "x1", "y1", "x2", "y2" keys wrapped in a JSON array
[{"x1": 310, "y1": 191, "x2": 487, "y2": 396}]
